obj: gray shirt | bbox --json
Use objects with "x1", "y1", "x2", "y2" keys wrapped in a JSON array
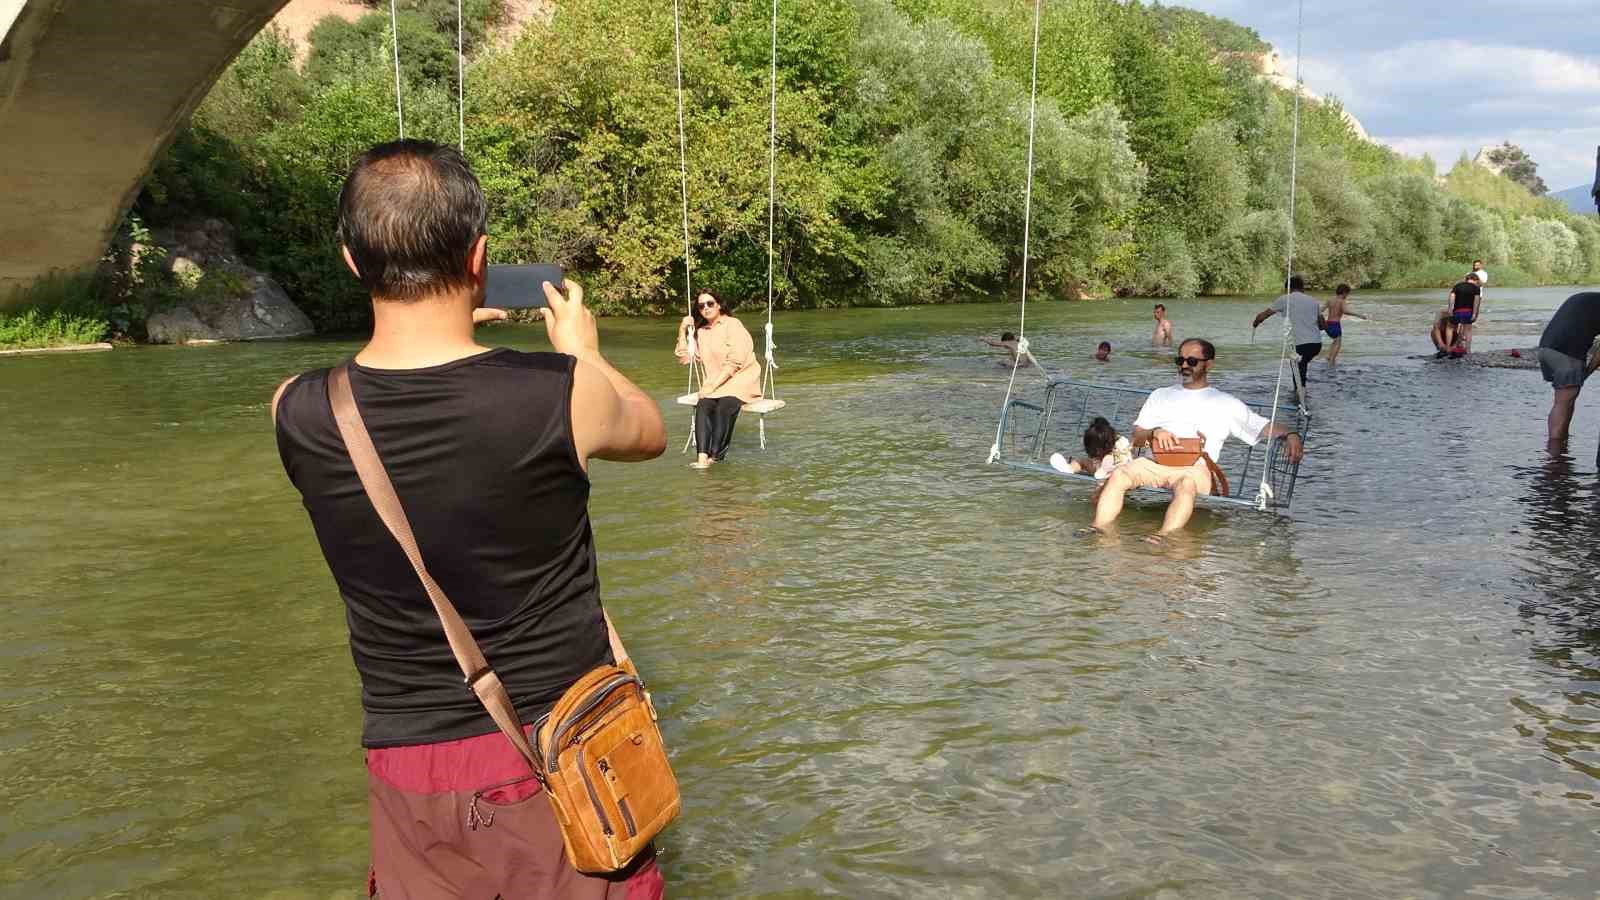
[{"x1": 1271, "y1": 292, "x2": 1323, "y2": 345}]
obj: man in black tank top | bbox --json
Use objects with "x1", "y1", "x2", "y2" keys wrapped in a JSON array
[{"x1": 272, "y1": 140, "x2": 666, "y2": 898}]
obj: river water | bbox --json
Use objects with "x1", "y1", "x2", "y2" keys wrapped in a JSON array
[{"x1": 4, "y1": 287, "x2": 1598, "y2": 898}]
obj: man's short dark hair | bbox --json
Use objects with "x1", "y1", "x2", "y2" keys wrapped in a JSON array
[
  {"x1": 1335, "y1": 283, "x2": 1350, "y2": 296},
  {"x1": 1098, "y1": 341, "x2": 1112, "y2": 350},
  {"x1": 1002, "y1": 331, "x2": 1017, "y2": 342},
  {"x1": 1154, "y1": 303, "x2": 1165, "y2": 311},
  {"x1": 337, "y1": 139, "x2": 488, "y2": 302},
  {"x1": 1179, "y1": 338, "x2": 1215, "y2": 360},
  {"x1": 1289, "y1": 275, "x2": 1305, "y2": 291}
]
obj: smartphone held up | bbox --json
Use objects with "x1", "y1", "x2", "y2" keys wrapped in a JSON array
[{"x1": 485, "y1": 264, "x2": 564, "y2": 309}]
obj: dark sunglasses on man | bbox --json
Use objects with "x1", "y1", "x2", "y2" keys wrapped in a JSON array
[{"x1": 1174, "y1": 355, "x2": 1208, "y2": 368}]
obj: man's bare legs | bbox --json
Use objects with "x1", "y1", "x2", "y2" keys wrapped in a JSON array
[
  {"x1": 1456, "y1": 321, "x2": 1473, "y2": 353},
  {"x1": 1159, "y1": 478, "x2": 1200, "y2": 534},
  {"x1": 1090, "y1": 469, "x2": 1133, "y2": 530},
  {"x1": 1326, "y1": 337, "x2": 1342, "y2": 368},
  {"x1": 1548, "y1": 385, "x2": 1582, "y2": 452},
  {"x1": 1091, "y1": 467, "x2": 1202, "y2": 534}
]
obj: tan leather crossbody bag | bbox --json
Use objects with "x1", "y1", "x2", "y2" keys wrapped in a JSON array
[
  {"x1": 1149, "y1": 436, "x2": 1230, "y2": 497},
  {"x1": 328, "y1": 363, "x2": 679, "y2": 874}
]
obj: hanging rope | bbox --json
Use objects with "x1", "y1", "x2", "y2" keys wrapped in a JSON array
[
  {"x1": 671, "y1": 0, "x2": 701, "y2": 453},
  {"x1": 456, "y1": 0, "x2": 465, "y2": 152},
  {"x1": 388, "y1": 0, "x2": 406, "y2": 138},
  {"x1": 1257, "y1": 0, "x2": 1305, "y2": 511},
  {"x1": 987, "y1": 0, "x2": 1043, "y2": 465},
  {"x1": 758, "y1": 0, "x2": 781, "y2": 450}
]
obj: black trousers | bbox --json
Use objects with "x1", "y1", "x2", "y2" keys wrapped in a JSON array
[
  {"x1": 694, "y1": 396, "x2": 743, "y2": 459},
  {"x1": 1295, "y1": 342, "x2": 1322, "y2": 385}
]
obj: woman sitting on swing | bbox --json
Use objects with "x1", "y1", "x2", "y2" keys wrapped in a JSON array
[{"x1": 676, "y1": 290, "x2": 764, "y2": 468}]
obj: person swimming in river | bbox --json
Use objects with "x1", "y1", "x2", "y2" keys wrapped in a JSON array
[
  {"x1": 1321, "y1": 284, "x2": 1367, "y2": 368},
  {"x1": 979, "y1": 332, "x2": 1033, "y2": 368},
  {"x1": 1050, "y1": 416, "x2": 1133, "y2": 479},
  {"x1": 1152, "y1": 304, "x2": 1174, "y2": 347},
  {"x1": 1094, "y1": 341, "x2": 1112, "y2": 362}
]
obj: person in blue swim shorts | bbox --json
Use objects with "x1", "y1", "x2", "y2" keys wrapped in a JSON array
[{"x1": 1321, "y1": 283, "x2": 1365, "y2": 369}]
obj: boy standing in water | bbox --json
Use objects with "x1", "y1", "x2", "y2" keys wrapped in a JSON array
[
  {"x1": 1152, "y1": 304, "x2": 1174, "y2": 347},
  {"x1": 1321, "y1": 284, "x2": 1366, "y2": 368}
]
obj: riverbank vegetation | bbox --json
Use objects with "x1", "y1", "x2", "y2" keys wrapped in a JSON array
[{"x1": 123, "y1": 0, "x2": 1600, "y2": 331}]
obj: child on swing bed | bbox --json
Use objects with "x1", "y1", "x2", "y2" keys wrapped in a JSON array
[{"x1": 1050, "y1": 417, "x2": 1133, "y2": 479}]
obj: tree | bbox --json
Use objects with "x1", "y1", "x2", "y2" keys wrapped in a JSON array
[{"x1": 1485, "y1": 142, "x2": 1549, "y2": 196}]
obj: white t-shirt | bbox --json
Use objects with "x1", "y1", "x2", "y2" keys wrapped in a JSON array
[
  {"x1": 1134, "y1": 385, "x2": 1270, "y2": 460},
  {"x1": 1471, "y1": 268, "x2": 1489, "y2": 286},
  {"x1": 1271, "y1": 291, "x2": 1323, "y2": 345}
]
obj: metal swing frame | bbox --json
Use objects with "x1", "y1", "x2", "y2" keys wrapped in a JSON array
[{"x1": 995, "y1": 378, "x2": 1312, "y2": 514}]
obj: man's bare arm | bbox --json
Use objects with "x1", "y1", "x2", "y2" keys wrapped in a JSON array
[
  {"x1": 1252, "y1": 307, "x2": 1277, "y2": 329},
  {"x1": 542, "y1": 280, "x2": 667, "y2": 465},
  {"x1": 270, "y1": 376, "x2": 298, "y2": 427},
  {"x1": 1259, "y1": 422, "x2": 1305, "y2": 463},
  {"x1": 570, "y1": 357, "x2": 667, "y2": 464}
]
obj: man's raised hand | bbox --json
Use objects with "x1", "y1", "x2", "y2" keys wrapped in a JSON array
[{"x1": 542, "y1": 279, "x2": 601, "y2": 362}]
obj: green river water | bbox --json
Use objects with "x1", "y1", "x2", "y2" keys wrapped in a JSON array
[{"x1": 4, "y1": 288, "x2": 1598, "y2": 898}]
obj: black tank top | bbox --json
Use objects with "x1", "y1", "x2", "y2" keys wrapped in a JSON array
[{"x1": 275, "y1": 349, "x2": 610, "y2": 748}]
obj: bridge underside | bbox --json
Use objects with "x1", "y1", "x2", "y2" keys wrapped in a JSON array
[{"x1": 0, "y1": 0, "x2": 290, "y2": 301}]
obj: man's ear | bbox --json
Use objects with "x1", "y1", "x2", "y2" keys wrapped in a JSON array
[
  {"x1": 341, "y1": 246, "x2": 362, "y2": 280},
  {"x1": 467, "y1": 235, "x2": 488, "y2": 282}
]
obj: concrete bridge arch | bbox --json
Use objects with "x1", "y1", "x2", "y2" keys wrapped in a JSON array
[{"x1": 0, "y1": 0, "x2": 291, "y2": 299}]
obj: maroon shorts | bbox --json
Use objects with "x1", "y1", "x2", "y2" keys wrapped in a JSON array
[{"x1": 366, "y1": 729, "x2": 665, "y2": 899}]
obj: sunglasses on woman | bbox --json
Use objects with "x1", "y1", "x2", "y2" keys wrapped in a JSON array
[
  {"x1": 1174, "y1": 355, "x2": 1208, "y2": 368},
  {"x1": 698, "y1": 300, "x2": 719, "y2": 309}
]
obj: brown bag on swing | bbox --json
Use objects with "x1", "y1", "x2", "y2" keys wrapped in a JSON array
[
  {"x1": 327, "y1": 363, "x2": 680, "y2": 875},
  {"x1": 1149, "y1": 435, "x2": 1231, "y2": 497}
]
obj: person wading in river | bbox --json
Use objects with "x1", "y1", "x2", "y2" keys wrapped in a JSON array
[
  {"x1": 271, "y1": 140, "x2": 667, "y2": 899},
  {"x1": 1091, "y1": 338, "x2": 1305, "y2": 535},
  {"x1": 1252, "y1": 275, "x2": 1323, "y2": 387},
  {"x1": 1537, "y1": 291, "x2": 1600, "y2": 453},
  {"x1": 1152, "y1": 304, "x2": 1174, "y2": 347}
]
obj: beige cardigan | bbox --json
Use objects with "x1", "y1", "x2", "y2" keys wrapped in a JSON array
[{"x1": 675, "y1": 316, "x2": 763, "y2": 404}]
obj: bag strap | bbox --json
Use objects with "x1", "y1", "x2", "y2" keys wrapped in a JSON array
[
  {"x1": 1202, "y1": 453, "x2": 1229, "y2": 497},
  {"x1": 328, "y1": 362, "x2": 631, "y2": 772}
]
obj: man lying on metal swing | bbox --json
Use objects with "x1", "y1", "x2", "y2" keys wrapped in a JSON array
[{"x1": 1090, "y1": 338, "x2": 1306, "y2": 535}]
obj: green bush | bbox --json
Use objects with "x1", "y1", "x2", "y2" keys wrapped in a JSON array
[{"x1": 0, "y1": 273, "x2": 110, "y2": 349}]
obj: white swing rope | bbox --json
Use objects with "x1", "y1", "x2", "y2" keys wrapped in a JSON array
[
  {"x1": 387, "y1": 0, "x2": 466, "y2": 150},
  {"x1": 672, "y1": 0, "x2": 701, "y2": 454},
  {"x1": 457, "y1": 0, "x2": 465, "y2": 152},
  {"x1": 1256, "y1": 0, "x2": 1306, "y2": 511},
  {"x1": 759, "y1": 0, "x2": 780, "y2": 451},
  {"x1": 987, "y1": 0, "x2": 1043, "y2": 465},
  {"x1": 389, "y1": 0, "x2": 405, "y2": 138}
]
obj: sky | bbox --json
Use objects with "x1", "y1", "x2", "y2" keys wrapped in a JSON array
[{"x1": 1168, "y1": 0, "x2": 1600, "y2": 193}]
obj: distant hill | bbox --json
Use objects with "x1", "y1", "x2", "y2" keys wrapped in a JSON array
[{"x1": 1550, "y1": 184, "x2": 1597, "y2": 216}]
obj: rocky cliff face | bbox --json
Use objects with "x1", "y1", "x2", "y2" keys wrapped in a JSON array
[
  {"x1": 142, "y1": 219, "x2": 314, "y2": 344},
  {"x1": 269, "y1": 0, "x2": 552, "y2": 58},
  {"x1": 1249, "y1": 49, "x2": 1374, "y2": 144}
]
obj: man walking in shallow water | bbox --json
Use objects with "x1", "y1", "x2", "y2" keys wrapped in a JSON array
[
  {"x1": 271, "y1": 140, "x2": 667, "y2": 898},
  {"x1": 1092, "y1": 338, "x2": 1304, "y2": 535}
]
